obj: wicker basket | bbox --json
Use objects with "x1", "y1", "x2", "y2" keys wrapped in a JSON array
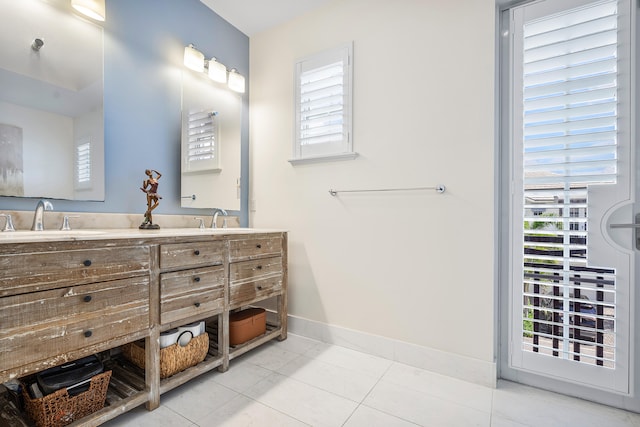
[
  {"x1": 122, "y1": 332, "x2": 209, "y2": 379},
  {"x1": 22, "y1": 370, "x2": 112, "y2": 427}
]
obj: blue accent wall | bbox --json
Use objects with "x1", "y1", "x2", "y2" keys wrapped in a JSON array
[{"x1": 0, "y1": 0, "x2": 250, "y2": 226}]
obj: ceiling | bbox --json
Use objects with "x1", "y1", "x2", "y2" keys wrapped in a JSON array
[{"x1": 200, "y1": 0, "x2": 332, "y2": 36}]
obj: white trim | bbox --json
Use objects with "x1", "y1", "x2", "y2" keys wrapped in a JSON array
[
  {"x1": 288, "y1": 152, "x2": 359, "y2": 165},
  {"x1": 288, "y1": 314, "x2": 497, "y2": 388}
]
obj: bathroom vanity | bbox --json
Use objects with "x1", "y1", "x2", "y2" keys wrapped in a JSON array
[{"x1": 0, "y1": 228, "x2": 287, "y2": 426}]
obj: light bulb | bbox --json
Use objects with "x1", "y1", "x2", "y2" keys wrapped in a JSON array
[
  {"x1": 184, "y1": 45, "x2": 205, "y2": 73},
  {"x1": 208, "y1": 58, "x2": 227, "y2": 83},
  {"x1": 71, "y1": 0, "x2": 106, "y2": 21},
  {"x1": 228, "y1": 69, "x2": 245, "y2": 93}
]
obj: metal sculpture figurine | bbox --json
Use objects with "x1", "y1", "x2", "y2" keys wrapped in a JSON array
[{"x1": 139, "y1": 169, "x2": 162, "y2": 229}]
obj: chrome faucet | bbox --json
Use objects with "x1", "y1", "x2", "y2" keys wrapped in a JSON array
[
  {"x1": 0, "y1": 214, "x2": 15, "y2": 232},
  {"x1": 31, "y1": 199, "x2": 54, "y2": 231},
  {"x1": 211, "y1": 208, "x2": 228, "y2": 228}
]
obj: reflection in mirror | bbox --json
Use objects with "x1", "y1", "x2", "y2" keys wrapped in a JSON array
[
  {"x1": 181, "y1": 71, "x2": 241, "y2": 210},
  {"x1": 0, "y1": 0, "x2": 104, "y2": 201}
]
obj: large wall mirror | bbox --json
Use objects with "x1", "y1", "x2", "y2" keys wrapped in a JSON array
[
  {"x1": 0, "y1": 0, "x2": 104, "y2": 201},
  {"x1": 181, "y1": 71, "x2": 241, "y2": 211}
]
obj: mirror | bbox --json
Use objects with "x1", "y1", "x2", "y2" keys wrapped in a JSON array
[
  {"x1": 180, "y1": 71, "x2": 241, "y2": 210},
  {"x1": 0, "y1": 0, "x2": 104, "y2": 201}
]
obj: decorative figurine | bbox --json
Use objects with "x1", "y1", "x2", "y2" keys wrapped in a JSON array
[{"x1": 139, "y1": 169, "x2": 162, "y2": 229}]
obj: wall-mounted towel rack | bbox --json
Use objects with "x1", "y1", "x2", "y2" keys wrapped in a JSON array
[{"x1": 328, "y1": 185, "x2": 445, "y2": 196}]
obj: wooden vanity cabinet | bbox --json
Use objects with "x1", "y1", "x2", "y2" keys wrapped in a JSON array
[
  {"x1": 0, "y1": 242, "x2": 151, "y2": 382},
  {"x1": 156, "y1": 240, "x2": 228, "y2": 395},
  {"x1": 0, "y1": 241, "x2": 153, "y2": 426},
  {"x1": 227, "y1": 233, "x2": 288, "y2": 360},
  {"x1": 0, "y1": 230, "x2": 287, "y2": 426},
  {"x1": 0, "y1": 276, "x2": 150, "y2": 376}
]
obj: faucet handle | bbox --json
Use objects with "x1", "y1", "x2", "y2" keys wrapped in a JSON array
[
  {"x1": 0, "y1": 214, "x2": 15, "y2": 232},
  {"x1": 60, "y1": 215, "x2": 79, "y2": 231},
  {"x1": 194, "y1": 217, "x2": 205, "y2": 229}
]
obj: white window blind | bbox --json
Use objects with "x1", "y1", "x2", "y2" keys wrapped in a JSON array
[
  {"x1": 520, "y1": 0, "x2": 619, "y2": 367},
  {"x1": 185, "y1": 110, "x2": 219, "y2": 172},
  {"x1": 292, "y1": 43, "x2": 355, "y2": 163},
  {"x1": 75, "y1": 138, "x2": 91, "y2": 189}
]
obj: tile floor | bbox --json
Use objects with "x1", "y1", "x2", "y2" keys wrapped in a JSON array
[{"x1": 102, "y1": 334, "x2": 640, "y2": 427}]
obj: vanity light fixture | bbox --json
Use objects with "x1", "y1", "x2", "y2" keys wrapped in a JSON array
[
  {"x1": 184, "y1": 44, "x2": 205, "y2": 73},
  {"x1": 184, "y1": 45, "x2": 245, "y2": 93},
  {"x1": 207, "y1": 58, "x2": 227, "y2": 83},
  {"x1": 227, "y1": 69, "x2": 245, "y2": 93},
  {"x1": 71, "y1": 0, "x2": 106, "y2": 21}
]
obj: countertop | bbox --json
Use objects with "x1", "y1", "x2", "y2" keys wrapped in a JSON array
[{"x1": 0, "y1": 227, "x2": 287, "y2": 244}]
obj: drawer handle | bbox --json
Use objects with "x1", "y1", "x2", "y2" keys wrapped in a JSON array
[
  {"x1": 83, "y1": 295, "x2": 92, "y2": 303},
  {"x1": 256, "y1": 244, "x2": 262, "y2": 249},
  {"x1": 194, "y1": 276, "x2": 201, "y2": 282},
  {"x1": 257, "y1": 285, "x2": 263, "y2": 290},
  {"x1": 83, "y1": 259, "x2": 92, "y2": 267},
  {"x1": 194, "y1": 250, "x2": 200, "y2": 256},
  {"x1": 84, "y1": 330, "x2": 93, "y2": 338},
  {"x1": 194, "y1": 302, "x2": 201, "y2": 308},
  {"x1": 256, "y1": 265, "x2": 263, "y2": 270}
]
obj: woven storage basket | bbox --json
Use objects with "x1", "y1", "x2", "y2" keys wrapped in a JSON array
[
  {"x1": 122, "y1": 332, "x2": 209, "y2": 379},
  {"x1": 22, "y1": 370, "x2": 112, "y2": 427}
]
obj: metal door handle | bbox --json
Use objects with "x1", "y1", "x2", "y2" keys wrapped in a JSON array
[{"x1": 609, "y1": 213, "x2": 640, "y2": 250}]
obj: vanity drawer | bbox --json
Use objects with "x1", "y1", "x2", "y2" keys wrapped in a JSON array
[
  {"x1": 230, "y1": 256, "x2": 283, "y2": 284},
  {"x1": 229, "y1": 276, "x2": 283, "y2": 309},
  {"x1": 160, "y1": 265, "x2": 225, "y2": 324},
  {"x1": 0, "y1": 246, "x2": 151, "y2": 297},
  {"x1": 0, "y1": 276, "x2": 150, "y2": 372},
  {"x1": 160, "y1": 241, "x2": 225, "y2": 270},
  {"x1": 228, "y1": 236, "x2": 283, "y2": 262}
]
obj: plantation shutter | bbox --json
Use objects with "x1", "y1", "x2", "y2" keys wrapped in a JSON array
[
  {"x1": 520, "y1": 0, "x2": 619, "y2": 368},
  {"x1": 294, "y1": 44, "x2": 352, "y2": 160},
  {"x1": 523, "y1": 0, "x2": 618, "y2": 186},
  {"x1": 75, "y1": 139, "x2": 91, "y2": 188},
  {"x1": 185, "y1": 110, "x2": 219, "y2": 172}
]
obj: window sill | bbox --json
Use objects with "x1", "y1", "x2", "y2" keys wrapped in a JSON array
[
  {"x1": 288, "y1": 152, "x2": 359, "y2": 166},
  {"x1": 182, "y1": 168, "x2": 222, "y2": 175}
]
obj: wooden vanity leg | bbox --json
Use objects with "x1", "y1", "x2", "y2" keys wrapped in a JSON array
[
  {"x1": 278, "y1": 293, "x2": 288, "y2": 341},
  {"x1": 279, "y1": 237, "x2": 288, "y2": 341},
  {"x1": 218, "y1": 311, "x2": 229, "y2": 372},
  {"x1": 145, "y1": 327, "x2": 160, "y2": 410}
]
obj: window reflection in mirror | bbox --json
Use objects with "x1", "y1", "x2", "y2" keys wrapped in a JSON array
[
  {"x1": 181, "y1": 71, "x2": 241, "y2": 210},
  {"x1": 0, "y1": 0, "x2": 104, "y2": 201}
]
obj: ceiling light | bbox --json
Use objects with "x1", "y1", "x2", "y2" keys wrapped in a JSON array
[
  {"x1": 184, "y1": 44, "x2": 205, "y2": 73},
  {"x1": 207, "y1": 58, "x2": 227, "y2": 83},
  {"x1": 227, "y1": 69, "x2": 245, "y2": 93},
  {"x1": 71, "y1": 0, "x2": 106, "y2": 21}
]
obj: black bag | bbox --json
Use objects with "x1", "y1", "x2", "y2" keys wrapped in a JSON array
[{"x1": 36, "y1": 355, "x2": 103, "y2": 396}]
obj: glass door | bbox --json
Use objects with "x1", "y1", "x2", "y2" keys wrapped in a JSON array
[{"x1": 505, "y1": 0, "x2": 636, "y2": 396}]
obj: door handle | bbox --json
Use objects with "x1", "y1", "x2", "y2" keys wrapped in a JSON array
[{"x1": 609, "y1": 213, "x2": 640, "y2": 250}]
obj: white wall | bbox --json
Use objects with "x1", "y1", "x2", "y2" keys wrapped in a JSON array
[
  {"x1": 0, "y1": 101, "x2": 74, "y2": 199},
  {"x1": 250, "y1": 0, "x2": 496, "y2": 370}
]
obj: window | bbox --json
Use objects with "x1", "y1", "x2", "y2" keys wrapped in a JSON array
[
  {"x1": 183, "y1": 110, "x2": 220, "y2": 173},
  {"x1": 290, "y1": 43, "x2": 356, "y2": 164},
  {"x1": 75, "y1": 137, "x2": 91, "y2": 190}
]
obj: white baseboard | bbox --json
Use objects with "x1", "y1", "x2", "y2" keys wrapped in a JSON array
[{"x1": 288, "y1": 314, "x2": 497, "y2": 388}]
